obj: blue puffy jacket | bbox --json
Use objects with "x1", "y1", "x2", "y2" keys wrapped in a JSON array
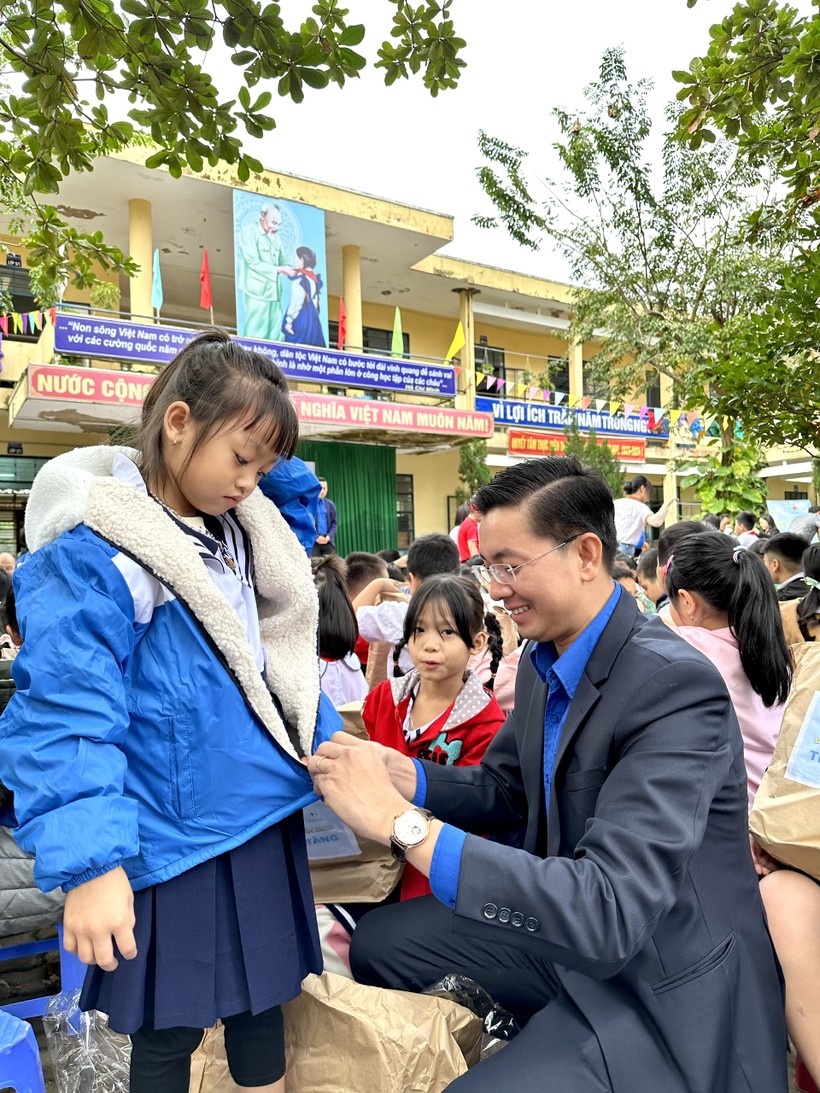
[{"x1": 0, "y1": 447, "x2": 340, "y2": 894}]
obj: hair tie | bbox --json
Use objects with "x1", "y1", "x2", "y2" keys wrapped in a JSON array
[
  {"x1": 662, "y1": 553, "x2": 674, "y2": 577},
  {"x1": 804, "y1": 576, "x2": 820, "y2": 590},
  {"x1": 732, "y1": 546, "x2": 746, "y2": 564}
]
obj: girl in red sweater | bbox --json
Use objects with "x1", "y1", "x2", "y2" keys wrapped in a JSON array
[{"x1": 363, "y1": 573, "x2": 506, "y2": 899}]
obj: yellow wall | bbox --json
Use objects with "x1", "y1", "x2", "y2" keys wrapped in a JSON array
[
  {"x1": 396, "y1": 448, "x2": 461, "y2": 537},
  {"x1": 326, "y1": 294, "x2": 573, "y2": 369}
]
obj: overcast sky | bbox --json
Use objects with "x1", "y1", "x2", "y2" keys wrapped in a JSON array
[{"x1": 243, "y1": 1, "x2": 742, "y2": 283}]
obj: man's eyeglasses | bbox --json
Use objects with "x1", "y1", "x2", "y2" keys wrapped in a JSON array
[{"x1": 475, "y1": 535, "x2": 580, "y2": 587}]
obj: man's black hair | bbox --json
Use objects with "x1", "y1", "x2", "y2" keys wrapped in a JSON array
[
  {"x1": 735, "y1": 510, "x2": 756, "y2": 531},
  {"x1": 344, "y1": 551, "x2": 388, "y2": 596},
  {"x1": 636, "y1": 548, "x2": 658, "y2": 579},
  {"x1": 472, "y1": 456, "x2": 617, "y2": 572},
  {"x1": 405, "y1": 533, "x2": 460, "y2": 581},
  {"x1": 762, "y1": 532, "x2": 809, "y2": 569}
]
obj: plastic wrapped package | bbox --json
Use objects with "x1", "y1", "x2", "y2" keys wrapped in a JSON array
[
  {"x1": 423, "y1": 974, "x2": 521, "y2": 1061},
  {"x1": 43, "y1": 988, "x2": 131, "y2": 1093}
]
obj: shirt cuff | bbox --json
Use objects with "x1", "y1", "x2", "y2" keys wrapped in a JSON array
[
  {"x1": 429, "y1": 825, "x2": 467, "y2": 909},
  {"x1": 411, "y1": 760, "x2": 427, "y2": 806}
]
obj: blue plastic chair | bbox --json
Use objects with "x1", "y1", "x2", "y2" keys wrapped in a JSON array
[
  {"x1": 1, "y1": 924, "x2": 86, "y2": 1019},
  {"x1": 0, "y1": 1009, "x2": 46, "y2": 1092}
]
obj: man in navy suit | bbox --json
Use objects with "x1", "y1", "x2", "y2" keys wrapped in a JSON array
[
  {"x1": 310, "y1": 456, "x2": 788, "y2": 1092},
  {"x1": 311, "y1": 477, "x2": 337, "y2": 557}
]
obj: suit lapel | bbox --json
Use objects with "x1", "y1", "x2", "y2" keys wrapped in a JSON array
[
  {"x1": 545, "y1": 593, "x2": 641, "y2": 850},
  {"x1": 547, "y1": 674, "x2": 602, "y2": 849}
]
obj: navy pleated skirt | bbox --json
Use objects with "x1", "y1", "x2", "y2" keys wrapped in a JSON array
[{"x1": 80, "y1": 813, "x2": 321, "y2": 1035}]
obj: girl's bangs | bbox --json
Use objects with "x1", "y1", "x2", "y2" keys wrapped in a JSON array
[{"x1": 232, "y1": 385, "x2": 299, "y2": 458}]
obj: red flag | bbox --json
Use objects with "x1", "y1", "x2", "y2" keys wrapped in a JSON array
[
  {"x1": 199, "y1": 249, "x2": 212, "y2": 309},
  {"x1": 337, "y1": 297, "x2": 346, "y2": 350}
]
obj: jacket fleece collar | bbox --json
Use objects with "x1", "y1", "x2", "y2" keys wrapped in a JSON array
[{"x1": 24, "y1": 446, "x2": 319, "y2": 760}]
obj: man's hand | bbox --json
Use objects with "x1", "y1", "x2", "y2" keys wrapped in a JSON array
[
  {"x1": 308, "y1": 736, "x2": 408, "y2": 843},
  {"x1": 316, "y1": 535, "x2": 330, "y2": 545},
  {"x1": 63, "y1": 866, "x2": 137, "y2": 971},
  {"x1": 307, "y1": 732, "x2": 419, "y2": 836}
]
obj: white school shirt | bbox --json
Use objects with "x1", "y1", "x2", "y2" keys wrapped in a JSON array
[{"x1": 613, "y1": 497, "x2": 652, "y2": 546}]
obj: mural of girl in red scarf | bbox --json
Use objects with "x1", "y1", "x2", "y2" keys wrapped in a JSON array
[{"x1": 282, "y1": 246, "x2": 326, "y2": 347}]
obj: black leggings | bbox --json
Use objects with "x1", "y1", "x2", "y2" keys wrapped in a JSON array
[{"x1": 130, "y1": 1005, "x2": 284, "y2": 1093}]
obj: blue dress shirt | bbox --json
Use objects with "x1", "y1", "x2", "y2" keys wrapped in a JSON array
[
  {"x1": 316, "y1": 498, "x2": 328, "y2": 536},
  {"x1": 416, "y1": 582, "x2": 622, "y2": 909}
]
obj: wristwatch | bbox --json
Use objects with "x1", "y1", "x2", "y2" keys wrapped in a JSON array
[{"x1": 389, "y1": 808, "x2": 434, "y2": 862}]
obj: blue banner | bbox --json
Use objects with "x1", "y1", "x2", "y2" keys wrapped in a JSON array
[
  {"x1": 53, "y1": 314, "x2": 456, "y2": 397},
  {"x1": 475, "y1": 397, "x2": 668, "y2": 438}
]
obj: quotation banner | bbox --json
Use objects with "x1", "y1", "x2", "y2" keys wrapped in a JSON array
[
  {"x1": 476, "y1": 396, "x2": 668, "y2": 439},
  {"x1": 53, "y1": 314, "x2": 456, "y2": 397},
  {"x1": 508, "y1": 430, "x2": 646, "y2": 461}
]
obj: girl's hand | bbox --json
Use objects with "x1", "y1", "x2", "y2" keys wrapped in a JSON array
[
  {"x1": 63, "y1": 866, "x2": 137, "y2": 971},
  {"x1": 750, "y1": 835, "x2": 781, "y2": 877}
]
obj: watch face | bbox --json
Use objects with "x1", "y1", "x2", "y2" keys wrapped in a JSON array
[{"x1": 394, "y1": 810, "x2": 428, "y2": 846}]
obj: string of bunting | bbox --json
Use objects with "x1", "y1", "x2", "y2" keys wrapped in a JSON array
[
  {"x1": 474, "y1": 370, "x2": 715, "y2": 433},
  {"x1": 0, "y1": 308, "x2": 57, "y2": 336}
]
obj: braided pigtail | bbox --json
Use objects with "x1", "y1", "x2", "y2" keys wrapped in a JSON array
[
  {"x1": 482, "y1": 611, "x2": 503, "y2": 692},
  {"x1": 392, "y1": 637, "x2": 408, "y2": 678}
]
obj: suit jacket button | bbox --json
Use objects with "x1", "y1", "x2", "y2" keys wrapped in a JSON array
[
  {"x1": 510, "y1": 912, "x2": 525, "y2": 928},
  {"x1": 525, "y1": 916, "x2": 540, "y2": 933},
  {"x1": 498, "y1": 907, "x2": 511, "y2": 924},
  {"x1": 482, "y1": 903, "x2": 498, "y2": 920}
]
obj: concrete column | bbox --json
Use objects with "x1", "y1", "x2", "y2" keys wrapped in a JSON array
[
  {"x1": 342, "y1": 244, "x2": 363, "y2": 351},
  {"x1": 569, "y1": 341, "x2": 584, "y2": 402},
  {"x1": 128, "y1": 198, "x2": 153, "y2": 322},
  {"x1": 455, "y1": 288, "x2": 479, "y2": 410},
  {"x1": 659, "y1": 372, "x2": 678, "y2": 526}
]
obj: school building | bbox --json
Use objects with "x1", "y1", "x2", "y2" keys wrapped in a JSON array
[{"x1": 0, "y1": 147, "x2": 813, "y2": 555}]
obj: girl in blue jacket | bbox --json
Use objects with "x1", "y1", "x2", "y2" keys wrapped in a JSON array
[{"x1": 0, "y1": 330, "x2": 339, "y2": 1093}]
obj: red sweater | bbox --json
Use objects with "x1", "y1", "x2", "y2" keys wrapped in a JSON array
[{"x1": 363, "y1": 669, "x2": 505, "y2": 899}]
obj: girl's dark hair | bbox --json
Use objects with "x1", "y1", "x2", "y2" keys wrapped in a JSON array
[
  {"x1": 391, "y1": 574, "x2": 503, "y2": 690},
  {"x1": 139, "y1": 329, "x2": 298, "y2": 496},
  {"x1": 313, "y1": 555, "x2": 359, "y2": 660},
  {"x1": 624, "y1": 475, "x2": 650, "y2": 495},
  {"x1": 296, "y1": 246, "x2": 318, "y2": 269},
  {"x1": 454, "y1": 502, "x2": 471, "y2": 527},
  {"x1": 796, "y1": 543, "x2": 820, "y2": 629},
  {"x1": 665, "y1": 532, "x2": 792, "y2": 707},
  {"x1": 0, "y1": 582, "x2": 14, "y2": 634}
]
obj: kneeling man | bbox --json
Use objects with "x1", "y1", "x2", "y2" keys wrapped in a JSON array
[{"x1": 309, "y1": 457, "x2": 787, "y2": 1093}]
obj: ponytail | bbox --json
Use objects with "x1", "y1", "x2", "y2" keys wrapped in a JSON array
[
  {"x1": 797, "y1": 543, "x2": 820, "y2": 631},
  {"x1": 665, "y1": 532, "x2": 792, "y2": 707},
  {"x1": 482, "y1": 610, "x2": 504, "y2": 692},
  {"x1": 312, "y1": 555, "x2": 358, "y2": 661},
  {"x1": 392, "y1": 638, "x2": 408, "y2": 679}
]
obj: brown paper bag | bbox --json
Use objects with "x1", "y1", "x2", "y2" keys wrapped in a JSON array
[
  {"x1": 309, "y1": 702, "x2": 403, "y2": 904},
  {"x1": 749, "y1": 642, "x2": 820, "y2": 879},
  {"x1": 189, "y1": 972, "x2": 483, "y2": 1093}
]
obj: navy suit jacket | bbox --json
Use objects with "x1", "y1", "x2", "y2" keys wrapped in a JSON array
[
  {"x1": 323, "y1": 497, "x2": 338, "y2": 544},
  {"x1": 422, "y1": 591, "x2": 787, "y2": 1093}
]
